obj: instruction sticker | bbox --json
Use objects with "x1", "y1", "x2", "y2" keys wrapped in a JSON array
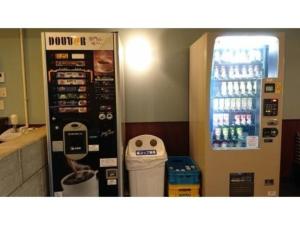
[
  {"x1": 52, "y1": 141, "x2": 63, "y2": 152},
  {"x1": 88, "y1": 144, "x2": 99, "y2": 151},
  {"x1": 72, "y1": 53, "x2": 85, "y2": 59},
  {"x1": 107, "y1": 179, "x2": 117, "y2": 186},
  {"x1": 267, "y1": 191, "x2": 277, "y2": 196},
  {"x1": 246, "y1": 136, "x2": 259, "y2": 148},
  {"x1": 100, "y1": 158, "x2": 117, "y2": 167}
]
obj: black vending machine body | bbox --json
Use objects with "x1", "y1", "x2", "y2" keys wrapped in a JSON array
[{"x1": 41, "y1": 32, "x2": 124, "y2": 196}]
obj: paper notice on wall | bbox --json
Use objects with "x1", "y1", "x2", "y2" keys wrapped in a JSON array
[{"x1": 246, "y1": 136, "x2": 259, "y2": 148}]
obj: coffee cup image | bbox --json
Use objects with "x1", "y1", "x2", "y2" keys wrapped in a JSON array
[
  {"x1": 94, "y1": 50, "x2": 114, "y2": 73},
  {"x1": 61, "y1": 170, "x2": 99, "y2": 197}
]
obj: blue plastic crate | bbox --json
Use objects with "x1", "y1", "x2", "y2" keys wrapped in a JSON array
[{"x1": 167, "y1": 156, "x2": 200, "y2": 185}]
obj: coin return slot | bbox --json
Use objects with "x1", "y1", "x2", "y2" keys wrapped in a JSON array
[
  {"x1": 267, "y1": 119, "x2": 278, "y2": 126},
  {"x1": 264, "y1": 179, "x2": 274, "y2": 186}
]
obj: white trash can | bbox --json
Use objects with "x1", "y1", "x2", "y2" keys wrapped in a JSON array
[{"x1": 126, "y1": 134, "x2": 168, "y2": 197}]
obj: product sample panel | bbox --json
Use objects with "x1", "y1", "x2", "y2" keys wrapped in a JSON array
[
  {"x1": 209, "y1": 36, "x2": 279, "y2": 150},
  {"x1": 43, "y1": 32, "x2": 120, "y2": 196}
]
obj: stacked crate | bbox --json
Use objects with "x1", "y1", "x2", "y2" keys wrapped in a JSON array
[{"x1": 167, "y1": 156, "x2": 200, "y2": 197}]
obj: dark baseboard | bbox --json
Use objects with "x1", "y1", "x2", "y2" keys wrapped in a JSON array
[{"x1": 281, "y1": 119, "x2": 300, "y2": 178}]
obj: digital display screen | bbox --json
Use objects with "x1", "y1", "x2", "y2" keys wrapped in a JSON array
[
  {"x1": 265, "y1": 83, "x2": 275, "y2": 93},
  {"x1": 64, "y1": 131, "x2": 87, "y2": 154}
]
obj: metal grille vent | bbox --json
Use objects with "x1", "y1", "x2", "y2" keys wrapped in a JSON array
[
  {"x1": 229, "y1": 173, "x2": 254, "y2": 197},
  {"x1": 295, "y1": 132, "x2": 300, "y2": 164}
]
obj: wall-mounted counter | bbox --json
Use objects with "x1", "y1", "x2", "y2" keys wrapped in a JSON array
[{"x1": 0, "y1": 126, "x2": 48, "y2": 196}]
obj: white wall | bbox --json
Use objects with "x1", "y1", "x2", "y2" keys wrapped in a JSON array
[
  {"x1": 120, "y1": 29, "x2": 206, "y2": 122},
  {"x1": 282, "y1": 29, "x2": 300, "y2": 119},
  {"x1": 0, "y1": 29, "x2": 25, "y2": 123}
]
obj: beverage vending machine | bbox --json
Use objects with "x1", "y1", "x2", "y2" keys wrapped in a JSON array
[
  {"x1": 41, "y1": 32, "x2": 125, "y2": 196},
  {"x1": 189, "y1": 32, "x2": 285, "y2": 196}
]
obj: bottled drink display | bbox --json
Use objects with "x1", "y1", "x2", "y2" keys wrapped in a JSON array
[{"x1": 209, "y1": 37, "x2": 273, "y2": 150}]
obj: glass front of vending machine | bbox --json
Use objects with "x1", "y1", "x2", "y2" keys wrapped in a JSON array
[{"x1": 210, "y1": 36, "x2": 279, "y2": 150}]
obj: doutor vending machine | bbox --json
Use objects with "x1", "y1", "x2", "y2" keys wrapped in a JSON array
[
  {"x1": 189, "y1": 32, "x2": 285, "y2": 196},
  {"x1": 42, "y1": 32, "x2": 125, "y2": 196}
]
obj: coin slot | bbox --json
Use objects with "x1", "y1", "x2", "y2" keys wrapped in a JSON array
[{"x1": 264, "y1": 139, "x2": 273, "y2": 143}]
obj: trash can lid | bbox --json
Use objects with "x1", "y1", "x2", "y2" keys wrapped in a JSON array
[{"x1": 126, "y1": 134, "x2": 167, "y2": 160}]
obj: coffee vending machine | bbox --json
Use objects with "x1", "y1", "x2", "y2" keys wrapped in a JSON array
[
  {"x1": 189, "y1": 32, "x2": 285, "y2": 196},
  {"x1": 42, "y1": 32, "x2": 125, "y2": 196}
]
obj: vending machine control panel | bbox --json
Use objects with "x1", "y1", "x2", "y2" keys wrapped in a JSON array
[
  {"x1": 263, "y1": 99, "x2": 278, "y2": 116},
  {"x1": 262, "y1": 128, "x2": 278, "y2": 138}
]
